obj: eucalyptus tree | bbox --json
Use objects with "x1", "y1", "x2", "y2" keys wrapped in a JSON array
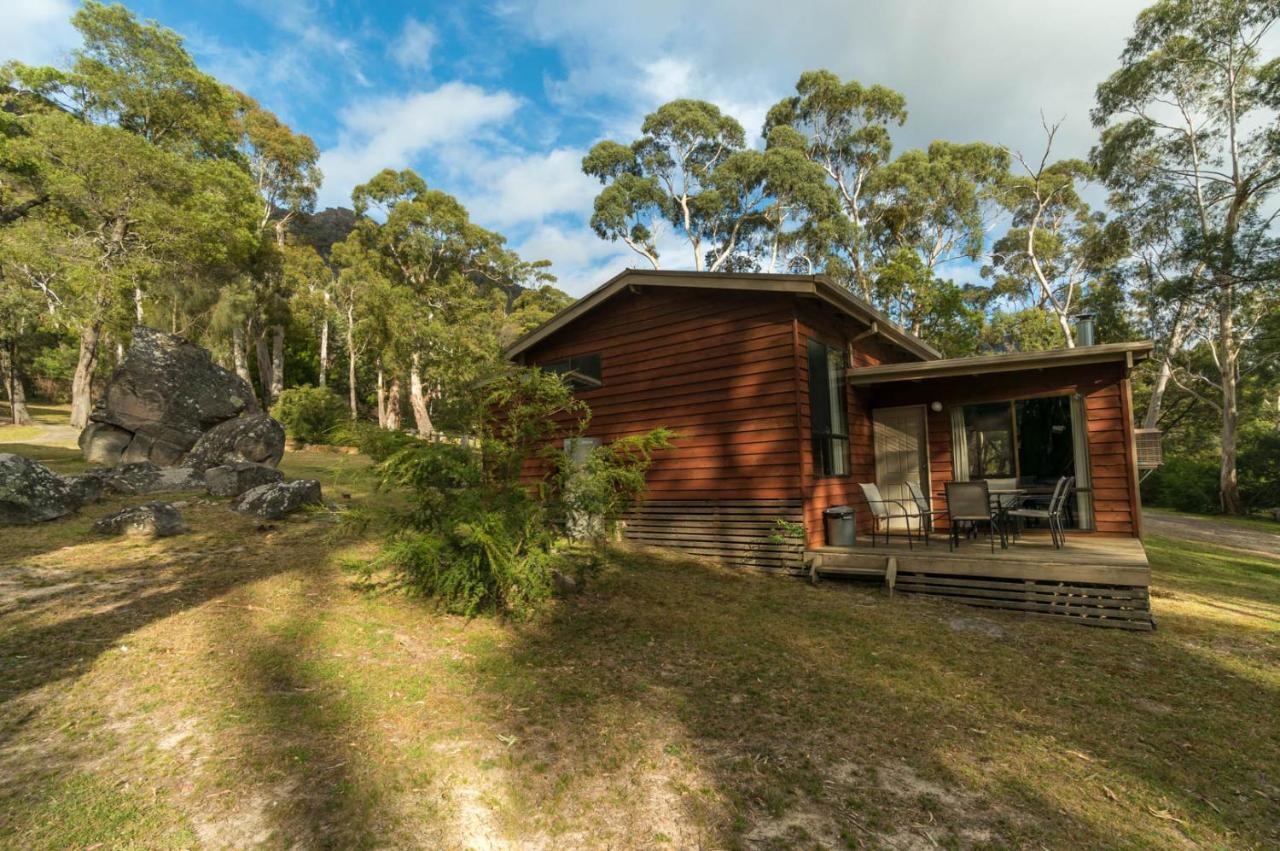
[
  {"x1": 864, "y1": 140, "x2": 1009, "y2": 338},
  {"x1": 584, "y1": 99, "x2": 774, "y2": 271},
  {"x1": 1093, "y1": 0, "x2": 1280, "y2": 512},
  {"x1": 234, "y1": 93, "x2": 322, "y2": 407},
  {"x1": 988, "y1": 123, "x2": 1127, "y2": 349},
  {"x1": 763, "y1": 71, "x2": 908, "y2": 297}
]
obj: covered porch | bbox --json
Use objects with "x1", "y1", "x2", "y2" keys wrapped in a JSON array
[{"x1": 806, "y1": 531, "x2": 1153, "y2": 630}]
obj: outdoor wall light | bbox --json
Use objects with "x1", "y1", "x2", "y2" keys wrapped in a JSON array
[{"x1": 930, "y1": 401, "x2": 944, "y2": 412}]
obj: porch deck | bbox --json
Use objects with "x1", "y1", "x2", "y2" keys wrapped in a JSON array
[{"x1": 807, "y1": 532, "x2": 1153, "y2": 630}]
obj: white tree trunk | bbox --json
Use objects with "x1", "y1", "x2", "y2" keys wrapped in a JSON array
[
  {"x1": 1218, "y1": 299, "x2": 1243, "y2": 513},
  {"x1": 2, "y1": 342, "x2": 33, "y2": 426},
  {"x1": 318, "y1": 317, "x2": 330, "y2": 388},
  {"x1": 270, "y1": 324, "x2": 284, "y2": 405},
  {"x1": 409, "y1": 352, "x2": 433, "y2": 436},
  {"x1": 376, "y1": 361, "x2": 387, "y2": 428},
  {"x1": 384, "y1": 376, "x2": 402, "y2": 431},
  {"x1": 69, "y1": 322, "x2": 101, "y2": 430},
  {"x1": 346, "y1": 310, "x2": 358, "y2": 419}
]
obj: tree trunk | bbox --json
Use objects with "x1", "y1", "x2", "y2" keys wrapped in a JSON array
[
  {"x1": 346, "y1": 311, "x2": 358, "y2": 419},
  {"x1": 1218, "y1": 300, "x2": 1243, "y2": 514},
  {"x1": 318, "y1": 317, "x2": 330, "y2": 388},
  {"x1": 270, "y1": 324, "x2": 284, "y2": 404},
  {"x1": 134, "y1": 284, "x2": 144, "y2": 324},
  {"x1": 1143, "y1": 358, "x2": 1173, "y2": 430},
  {"x1": 409, "y1": 352, "x2": 433, "y2": 436},
  {"x1": 255, "y1": 329, "x2": 273, "y2": 408},
  {"x1": 376, "y1": 361, "x2": 387, "y2": 428},
  {"x1": 231, "y1": 325, "x2": 261, "y2": 413},
  {"x1": 384, "y1": 376, "x2": 402, "y2": 431},
  {"x1": 69, "y1": 322, "x2": 101, "y2": 430},
  {"x1": 2, "y1": 341, "x2": 33, "y2": 426}
]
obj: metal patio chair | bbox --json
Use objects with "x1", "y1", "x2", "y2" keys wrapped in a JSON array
[
  {"x1": 905, "y1": 481, "x2": 948, "y2": 547},
  {"x1": 943, "y1": 480, "x2": 1000, "y2": 553},
  {"x1": 1007, "y1": 476, "x2": 1074, "y2": 549},
  {"x1": 857, "y1": 482, "x2": 915, "y2": 550}
]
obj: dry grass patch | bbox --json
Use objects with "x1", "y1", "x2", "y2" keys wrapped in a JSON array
[{"x1": 0, "y1": 435, "x2": 1277, "y2": 848}]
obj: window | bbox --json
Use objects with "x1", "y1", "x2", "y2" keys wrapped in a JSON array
[
  {"x1": 543, "y1": 353, "x2": 602, "y2": 391},
  {"x1": 808, "y1": 339, "x2": 849, "y2": 476},
  {"x1": 963, "y1": 396, "x2": 1075, "y2": 482}
]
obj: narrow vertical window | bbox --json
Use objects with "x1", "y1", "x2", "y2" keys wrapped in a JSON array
[{"x1": 808, "y1": 340, "x2": 849, "y2": 476}]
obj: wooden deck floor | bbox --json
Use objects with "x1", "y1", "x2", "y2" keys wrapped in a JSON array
[{"x1": 807, "y1": 532, "x2": 1153, "y2": 630}]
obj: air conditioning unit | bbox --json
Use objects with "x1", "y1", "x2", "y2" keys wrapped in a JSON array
[{"x1": 1135, "y1": 428, "x2": 1162, "y2": 469}]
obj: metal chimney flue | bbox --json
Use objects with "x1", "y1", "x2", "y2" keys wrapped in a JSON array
[{"x1": 1073, "y1": 312, "x2": 1097, "y2": 347}]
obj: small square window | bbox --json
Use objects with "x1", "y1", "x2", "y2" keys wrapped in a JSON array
[{"x1": 544, "y1": 353, "x2": 603, "y2": 391}]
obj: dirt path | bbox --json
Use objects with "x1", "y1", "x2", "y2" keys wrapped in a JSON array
[
  {"x1": 20, "y1": 424, "x2": 80, "y2": 448},
  {"x1": 1145, "y1": 511, "x2": 1280, "y2": 558}
]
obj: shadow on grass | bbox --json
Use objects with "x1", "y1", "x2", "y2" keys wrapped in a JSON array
[
  {"x1": 202, "y1": 564, "x2": 403, "y2": 850},
  {"x1": 468, "y1": 545, "x2": 1279, "y2": 847}
]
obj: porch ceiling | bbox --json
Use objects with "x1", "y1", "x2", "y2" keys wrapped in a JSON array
[{"x1": 845, "y1": 341, "x2": 1154, "y2": 386}]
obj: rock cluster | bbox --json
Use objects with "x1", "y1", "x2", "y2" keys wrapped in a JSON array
[
  {"x1": 79, "y1": 327, "x2": 260, "y2": 467},
  {"x1": 0, "y1": 453, "x2": 77, "y2": 524},
  {"x1": 183, "y1": 415, "x2": 285, "y2": 472},
  {"x1": 232, "y1": 479, "x2": 323, "y2": 520},
  {"x1": 205, "y1": 462, "x2": 284, "y2": 497},
  {"x1": 93, "y1": 502, "x2": 186, "y2": 537}
]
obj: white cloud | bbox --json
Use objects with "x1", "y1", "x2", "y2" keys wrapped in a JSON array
[
  {"x1": 514, "y1": 223, "x2": 638, "y2": 296},
  {"x1": 508, "y1": 0, "x2": 1150, "y2": 162},
  {"x1": 1, "y1": 0, "x2": 78, "y2": 66},
  {"x1": 390, "y1": 18, "x2": 438, "y2": 71},
  {"x1": 456, "y1": 147, "x2": 599, "y2": 227},
  {"x1": 317, "y1": 83, "x2": 521, "y2": 207}
]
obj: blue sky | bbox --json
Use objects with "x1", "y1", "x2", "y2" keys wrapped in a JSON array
[{"x1": 7, "y1": 0, "x2": 1150, "y2": 296}]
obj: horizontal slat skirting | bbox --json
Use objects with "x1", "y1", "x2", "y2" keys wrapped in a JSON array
[
  {"x1": 621, "y1": 500, "x2": 804, "y2": 570},
  {"x1": 894, "y1": 571, "x2": 1153, "y2": 630}
]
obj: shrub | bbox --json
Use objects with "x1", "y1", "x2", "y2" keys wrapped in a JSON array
[
  {"x1": 271, "y1": 385, "x2": 348, "y2": 444},
  {"x1": 552, "y1": 428, "x2": 676, "y2": 543},
  {"x1": 1141, "y1": 455, "x2": 1221, "y2": 514},
  {"x1": 1240, "y1": 429, "x2": 1280, "y2": 512}
]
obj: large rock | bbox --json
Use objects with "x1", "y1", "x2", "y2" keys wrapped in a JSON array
[
  {"x1": 93, "y1": 502, "x2": 186, "y2": 537},
  {"x1": 232, "y1": 479, "x2": 322, "y2": 520},
  {"x1": 183, "y1": 414, "x2": 285, "y2": 472},
  {"x1": 90, "y1": 462, "x2": 204, "y2": 495},
  {"x1": 0, "y1": 453, "x2": 77, "y2": 524},
  {"x1": 81, "y1": 327, "x2": 255, "y2": 467},
  {"x1": 205, "y1": 462, "x2": 284, "y2": 497},
  {"x1": 62, "y1": 472, "x2": 105, "y2": 508}
]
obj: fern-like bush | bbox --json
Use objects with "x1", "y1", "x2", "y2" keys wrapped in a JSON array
[{"x1": 271, "y1": 385, "x2": 348, "y2": 444}]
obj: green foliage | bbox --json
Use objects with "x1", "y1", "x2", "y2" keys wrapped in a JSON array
[
  {"x1": 271, "y1": 384, "x2": 347, "y2": 444},
  {"x1": 553, "y1": 428, "x2": 677, "y2": 542},
  {"x1": 353, "y1": 366, "x2": 606, "y2": 618},
  {"x1": 1239, "y1": 429, "x2": 1280, "y2": 512},
  {"x1": 1142, "y1": 456, "x2": 1221, "y2": 514}
]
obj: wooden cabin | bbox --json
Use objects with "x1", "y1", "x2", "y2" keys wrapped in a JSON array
[{"x1": 506, "y1": 270, "x2": 1156, "y2": 629}]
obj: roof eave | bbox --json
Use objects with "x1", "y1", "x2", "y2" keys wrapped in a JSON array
[{"x1": 845, "y1": 341, "x2": 1155, "y2": 386}]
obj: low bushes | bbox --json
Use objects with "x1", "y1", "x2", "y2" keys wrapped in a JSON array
[
  {"x1": 350, "y1": 366, "x2": 672, "y2": 618},
  {"x1": 271, "y1": 385, "x2": 347, "y2": 445}
]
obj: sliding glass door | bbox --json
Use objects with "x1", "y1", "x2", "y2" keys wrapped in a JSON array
[{"x1": 951, "y1": 394, "x2": 1093, "y2": 529}]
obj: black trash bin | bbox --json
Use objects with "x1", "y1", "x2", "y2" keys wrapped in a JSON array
[{"x1": 823, "y1": 505, "x2": 856, "y2": 547}]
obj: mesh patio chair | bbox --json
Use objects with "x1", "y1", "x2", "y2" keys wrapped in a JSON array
[
  {"x1": 943, "y1": 480, "x2": 999, "y2": 553},
  {"x1": 905, "y1": 481, "x2": 948, "y2": 547},
  {"x1": 1006, "y1": 476, "x2": 1074, "y2": 549},
  {"x1": 857, "y1": 482, "x2": 915, "y2": 549}
]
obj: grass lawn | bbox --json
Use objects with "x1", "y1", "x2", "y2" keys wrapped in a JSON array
[
  {"x1": 1147, "y1": 506, "x2": 1280, "y2": 534},
  {"x1": 1, "y1": 437, "x2": 1278, "y2": 848}
]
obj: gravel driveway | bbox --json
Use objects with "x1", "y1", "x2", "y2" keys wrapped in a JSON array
[{"x1": 1145, "y1": 510, "x2": 1280, "y2": 558}]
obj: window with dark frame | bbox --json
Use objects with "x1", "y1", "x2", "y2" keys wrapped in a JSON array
[
  {"x1": 808, "y1": 339, "x2": 849, "y2": 477},
  {"x1": 543, "y1": 353, "x2": 603, "y2": 391}
]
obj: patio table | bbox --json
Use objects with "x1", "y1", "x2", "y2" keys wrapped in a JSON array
[{"x1": 987, "y1": 488, "x2": 1025, "y2": 548}]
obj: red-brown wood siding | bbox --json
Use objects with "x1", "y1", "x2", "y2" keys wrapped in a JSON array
[
  {"x1": 520, "y1": 287, "x2": 805, "y2": 501},
  {"x1": 793, "y1": 301, "x2": 921, "y2": 547},
  {"x1": 866, "y1": 361, "x2": 1140, "y2": 536}
]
